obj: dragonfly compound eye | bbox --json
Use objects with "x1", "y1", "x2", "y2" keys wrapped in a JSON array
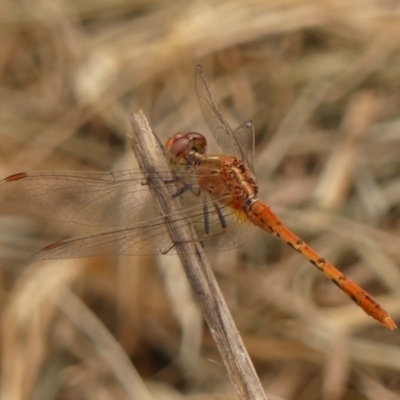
[
  {"x1": 167, "y1": 136, "x2": 190, "y2": 157},
  {"x1": 184, "y1": 132, "x2": 207, "y2": 155}
]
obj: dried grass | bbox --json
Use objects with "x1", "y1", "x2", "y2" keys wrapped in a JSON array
[{"x1": 1, "y1": 0, "x2": 400, "y2": 399}]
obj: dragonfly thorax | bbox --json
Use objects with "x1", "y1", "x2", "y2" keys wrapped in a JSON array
[{"x1": 196, "y1": 155, "x2": 259, "y2": 215}]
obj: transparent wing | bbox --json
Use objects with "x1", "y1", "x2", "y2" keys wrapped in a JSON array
[
  {"x1": 232, "y1": 121, "x2": 255, "y2": 174},
  {"x1": 195, "y1": 65, "x2": 255, "y2": 171},
  {"x1": 31, "y1": 197, "x2": 254, "y2": 260},
  {"x1": 0, "y1": 168, "x2": 254, "y2": 259},
  {"x1": 0, "y1": 169, "x2": 204, "y2": 227}
]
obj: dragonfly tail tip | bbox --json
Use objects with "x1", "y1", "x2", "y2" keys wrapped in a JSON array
[{"x1": 383, "y1": 317, "x2": 397, "y2": 330}]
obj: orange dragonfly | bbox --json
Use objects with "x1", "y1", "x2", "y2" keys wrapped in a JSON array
[{"x1": 0, "y1": 65, "x2": 396, "y2": 330}]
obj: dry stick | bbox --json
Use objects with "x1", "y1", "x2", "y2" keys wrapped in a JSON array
[
  {"x1": 129, "y1": 110, "x2": 267, "y2": 400},
  {"x1": 57, "y1": 287, "x2": 154, "y2": 400}
]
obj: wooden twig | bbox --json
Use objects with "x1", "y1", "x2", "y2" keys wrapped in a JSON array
[
  {"x1": 128, "y1": 110, "x2": 268, "y2": 400},
  {"x1": 57, "y1": 287, "x2": 154, "y2": 400}
]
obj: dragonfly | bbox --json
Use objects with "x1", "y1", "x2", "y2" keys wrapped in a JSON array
[{"x1": 0, "y1": 65, "x2": 396, "y2": 330}]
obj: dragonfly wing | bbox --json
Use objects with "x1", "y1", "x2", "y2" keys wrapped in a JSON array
[
  {"x1": 233, "y1": 121, "x2": 255, "y2": 174},
  {"x1": 31, "y1": 220, "x2": 176, "y2": 259},
  {"x1": 195, "y1": 65, "x2": 235, "y2": 152},
  {"x1": 0, "y1": 170, "x2": 155, "y2": 226},
  {"x1": 31, "y1": 194, "x2": 254, "y2": 259},
  {"x1": 0, "y1": 169, "x2": 201, "y2": 227},
  {"x1": 195, "y1": 65, "x2": 255, "y2": 171}
]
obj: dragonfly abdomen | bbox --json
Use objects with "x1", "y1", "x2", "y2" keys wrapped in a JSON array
[{"x1": 246, "y1": 200, "x2": 397, "y2": 330}]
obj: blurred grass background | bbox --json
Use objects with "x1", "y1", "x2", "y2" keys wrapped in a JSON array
[{"x1": 1, "y1": 0, "x2": 400, "y2": 399}]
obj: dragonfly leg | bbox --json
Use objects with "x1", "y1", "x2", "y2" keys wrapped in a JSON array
[
  {"x1": 141, "y1": 174, "x2": 182, "y2": 187},
  {"x1": 213, "y1": 200, "x2": 227, "y2": 230},
  {"x1": 201, "y1": 198, "x2": 227, "y2": 239},
  {"x1": 171, "y1": 179, "x2": 202, "y2": 199},
  {"x1": 160, "y1": 243, "x2": 176, "y2": 255}
]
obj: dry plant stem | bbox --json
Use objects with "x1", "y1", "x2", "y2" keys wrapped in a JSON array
[
  {"x1": 57, "y1": 287, "x2": 154, "y2": 400},
  {"x1": 129, "y1": 110, "x2": 267, "y2": 400}
]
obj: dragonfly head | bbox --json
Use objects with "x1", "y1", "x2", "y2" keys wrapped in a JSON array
[{"x1": 166, "y1": 132, "x2": 207, "y2": 166}]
